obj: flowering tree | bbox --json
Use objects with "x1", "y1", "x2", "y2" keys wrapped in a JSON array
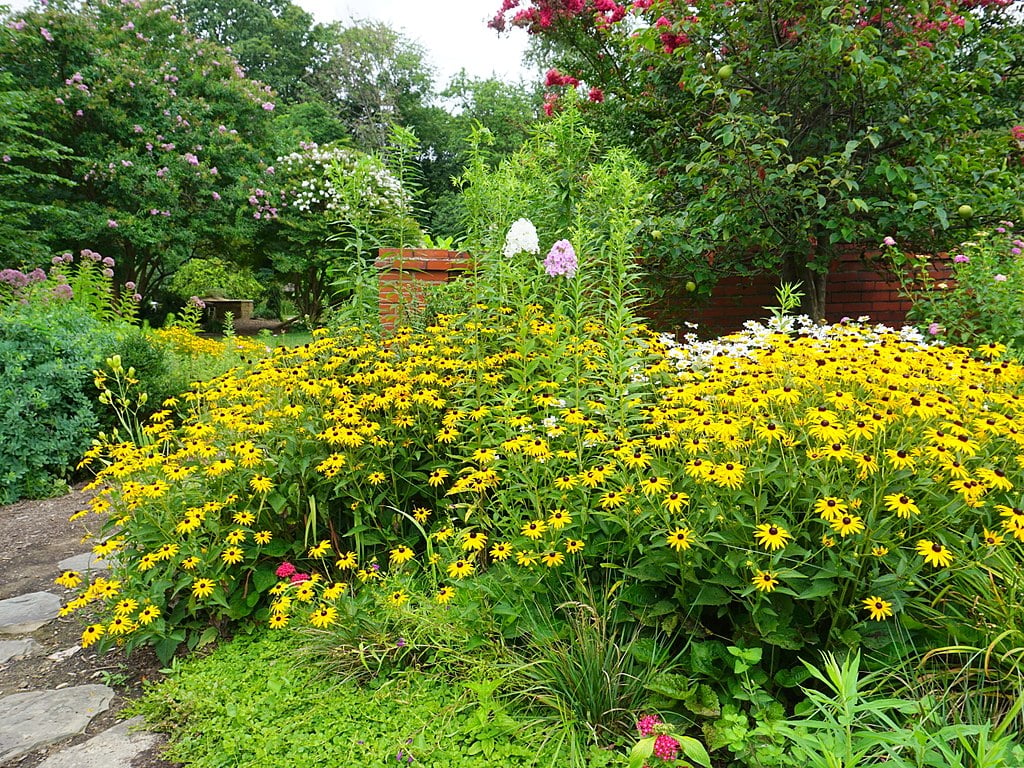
[
  {"x1": 0, "y1": 0, "x2": 281, "y2": 301},
  {"x1": 252, "y1": 141, "x2": 423, "y2": 324},
  {"x1": 491, "y1": 0, "x2": 1024, "y2": 318}
]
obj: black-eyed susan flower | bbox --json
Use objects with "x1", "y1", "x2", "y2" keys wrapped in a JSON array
[
  {"x1": 113, "y1": 598, "x2": 139, "y2": 616},
  {"x1": 753, "y1": 523, "x2": 792, "y2": 552},
  {"x1": 490, "y1": 542, "x2": 513, "y2": 561},
  {"x1": 232, "y1": 510, "x2": 256, "y2": 526},
  {"x1": 54, "y1": 570, "x2": 82, "y2": 589},
  {"x1": 366, "y1": 471, "x2": 387, "y2": 486},
  {"x1": 640, "y1": 475, "x2": 670, "y2": 496},
  {"x1": 191, "y1": 578, "x2": 215, "y2": 598},
  {"x1": 180, "y1": 556, "x2": 200, "y2": 571},
  {"x1": 308, "y1": 540, "x2": 332, "y2": 558},
  {"x1": 254, "y1": 530, "x2": 272, "y2": 545},
  {"x1": 548, "y1": 509, "x2": 572, "y2": 529},
  {"x1": 412, "y1": 506, "x2": 431, "y2": 523},
  {"x1": 541, "y1": 550, "x2": 565, "y2": 568},
  {"x1": 221, "y1": 546, "x2": 244, "y2": 566},
  {"x1": 862, "y1": 596, "x2": 894, "y2": 621},
  {"x1": 982, "y1": 528, "x2": 1004, "y2": 547},
  {"x1": 81, "y1": 623, "x2": 105, "y2": 648},
  {"x1": 814, "y1": 497, "x2": 847, "y2": 521},
  {"x1": 387, "y1": 589, "x2": 409, "y2": 607},
  {"x1": 666, "y1": 527, "x2": 695, "y2": 552},
  {"x1": 268, "y1": 613, "x2": 289, "y2": 629},
  {"x1": 447, "y1": 559, "x2": 474, "y2": 579},
  {"x1": 883, "y1": 493, "x2": 920, "y2": 518},
  {"x1": 249, "y1": 474, "x2": 274, "y2": 494},
  {"x1": 915, "y1": 539, "x2": 954, "y2": 568},
  {"x1": 662, "y1": 491, "x2": 690, "y2": 514},
  {"x1": 871, "y1": 545, "x2": 889, "y2": 557},
  {"x1": 598, "y1": 490, "x2": 627, "y2": 509},
  {"x1": 522, "y1": 520, "x2": 548, "y2": 539},
  {"x1": 883, "y1": 449, "x2": 916, "y2": 470},
  {"x1": 713, "y1": 461, "x2": 746, "y2": 489},
  {"x1": 564, "y1": 538, "x2": 585, "y2": 554},
  {"x1": 831, "y1": 514, "x2": 865, "y2": 537},
  {"x1": 752, "y1": 570, "x2": 779, "y2": 593},
  {"x1": 461, "y1": 531, "x2": 487, "y2": 551},
  {"x1": 137, "y1": 604, "x2": 160, "y2": 625},
  {"x1": 309, "y1": 604, "x2": 339, "y2": 628},
  {"x1": 323, "y1": 582, "x2": 347, "y2": 600},
  {"x1": 390, "y1": 545, "x2": 415, "y2": 565},
  {"x1": 436, "y1": 586, "x2": 455, "y2": 604},
  {"x1": 553, "y1": 474, "x2": 578, "y2": 491},
  {"x1": 427, "y1": 469, "x2": 450, "y2": 487}
]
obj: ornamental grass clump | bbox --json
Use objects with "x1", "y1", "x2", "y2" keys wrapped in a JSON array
[{"x1": 64, "y1": 299, "x2": 1024, "y2": 679}]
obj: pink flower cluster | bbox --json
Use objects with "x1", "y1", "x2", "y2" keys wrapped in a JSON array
[
  {"x1": 544, "y1": 239, "x2": 578, "y2": 277},
  {"x1": 275, "y1": 562, "x2": 310, "y2": 583}
]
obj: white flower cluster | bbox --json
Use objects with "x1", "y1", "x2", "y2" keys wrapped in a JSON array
[
  {"x1": 274, "y1": 145, "x2": 411, "y2": 217},
  {"x1": 660, "y1": 315, "x2": 930, "y2": 373},
  {"x1": 503, "y1": 218, "x2": 540, "y2": 258}
]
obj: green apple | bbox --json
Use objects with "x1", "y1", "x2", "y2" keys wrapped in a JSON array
[
  {"x1": 898, "y1": 115, "x2": 910, "y2": 124},
  {"x1": 717, "y1": 64, "x2": 733, "y2": 80},
  {"x1": 685, "y1": 281, "x2": 697, "y2": 293},
  {"x1": 957, "y1": 204, "x2": 974, "y2": 218},
  {"x1": 907, "y1": 192, "x2": 918, "y2": 203}
]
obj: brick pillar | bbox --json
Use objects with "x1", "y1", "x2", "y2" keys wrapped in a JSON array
[{"x1": 375, "y1": 249, "x2": 472, "y2": 331}]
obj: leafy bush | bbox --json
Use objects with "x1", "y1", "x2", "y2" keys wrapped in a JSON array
[
  {"x1": 0, "y1": 302, "x2": 117, "y2": 503},
  {"x1": 166, "y1": 258, "x2": 266, "y2": 302},
  {"x1": 896, "y1": 223, "x2": 1024, "y2": 353}
]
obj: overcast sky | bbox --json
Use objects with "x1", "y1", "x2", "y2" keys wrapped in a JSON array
[
  {"x1": 4, "y1": 0, "x2": 536, "y2": 87},
  {"x1": 304, "y1": 0, "x2": 535, "y2": 86}
]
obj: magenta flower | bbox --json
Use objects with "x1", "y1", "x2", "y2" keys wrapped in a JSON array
[
  {"x1": 637, "y1": 714, "x2": 662, "y2": 736},
  {"x1": 653, "y1": 734, "x2": 680, "y2": 761},
  {"x1": 211, "y1": 191, "x2": 221, "y2": 201},
  {"x1": 928, "y1": 322, "x2": 940, "y2": 335},
  {"x1": 953, "y1": 253, "x2": 969, "y2": 263},
  {"x1": 39, "y1": 27, "x2": 53, "y2": 42},
  {"x1": 275, "y1": 562, "x2": 296, "y2": 578}
]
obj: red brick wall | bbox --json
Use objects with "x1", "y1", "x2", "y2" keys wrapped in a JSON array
[{"x1": 375, "y1": 249, "x2": 471, "y2": 330}]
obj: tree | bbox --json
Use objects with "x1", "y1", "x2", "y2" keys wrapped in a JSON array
[
  {"x1": 175, "y1": 0, "x2": 326, "y2": 103},
  {"x1": 491, "y1": 0, "x2": 1024, "y2": 317},
  {"x1": 0, "y1": 0, "x2": 282, "y2": 302},
  {"x1": 305, "y1": 20, "x2": 435, "y2": 152}
]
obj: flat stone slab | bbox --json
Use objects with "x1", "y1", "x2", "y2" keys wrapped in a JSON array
[
  {"x1": 0, "y1": 684, "x2": 113, "y2": 763},
  {"x1": 0, "y1": 638, "x2": 42, "y2": 664},
  {"x1": 36, "y1": 716, "x2": 161, "y2": 768},
  {"x1": 0, "y1": 592, "x2": 61, "y2": 634},
  {"x1": 56, "y1": 552, "x2": 111, "y2": 574}
]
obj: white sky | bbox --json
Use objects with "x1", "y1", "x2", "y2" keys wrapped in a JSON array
[
  {"x1": 303, "y1": 1, "x2": 535, "y2": 87},
  {"x1": 4, "y1": 0, "x2": 536, "y2": 87}
]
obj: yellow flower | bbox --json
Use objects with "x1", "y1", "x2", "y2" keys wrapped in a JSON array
[
  {"x1": 254, "y1": 530, "x2": 272, "y2": 545},
  {"x1": 814, "y1": 497, "x2": 848, "y2": 521},
  {"x1": 387, "y1": 589, "x2": 409, "y2": 607},
  {"x1": 335, "y1": 551, "x2": 358, "y2": 569},
  {"x1": 461, "y1": 531, "x2": 488, "y2": 551},
  {"x1": 412, "y1": 506, "x2": 431, "y2": 523},
  {"x1": 54, "y1": 570, "x2": 82, "y2": 589},
  {"x1": 427, "y1": 469, "x2": 450, "y2": 487},
  {"x1": 180, "y1": 556, "x2": 200, "y2": 570},
  {"x1": 233, "y1": 510, "x2": 256, "y2": 526},
  {"x1": 598, "y1": 489, "x2": 628, "y2": 509},
  {"x1": 249, "y1": 474, "x2": 274, "y2": 494},
  {"x1": 541, "y1": 550, "x2": 565, "y2": 568},
  {"x1": 553, "y1": 474, "x2": 578, "y2": 491},
  {"x1": 366, "y1": 471, "x2": 387, "y2": 486},
  {"x1": 323, "y1": 582, "x2": 347, "y2": 600},
  {"x1": 269, "y1": 612, "x2": 289, "y2": 629},
  {"x1": 114, "y1": 598, "x2": 139, "y2": 616},
  {"x1": 862, "y1": 596, "x2": 894, "y2": 621},
  {"x1": 522, "y1": 519, "x2": 548, "y2": 539},
  {"x1": 753, "y1": 523, "x2": 792, "y2": 552},
  {"x1": 564, "y1": 538, "x2": 585, "y2": 554},
  {"x1": 137, "y1": 605, "x2": 160, "y2": 625},
  {"x1": 434, "y1": 526, "x2": 454, "y2": 543},
  {"x1": 308, "y1": 540, "x2": 332, "y2": 558},
  {"x1": 490, "y1": 542, "x2": 513, "y2": 561},
  {"x1": 547, "y1": 509, "x2": 572, "y2": 529},
  {"x1": 982, "y1": 529, "x2": 1004, "y2": 547},
  {"x1": 191, "y1": 578, "x2": 216, "y2": 598},
  {"x1": 640, "y1": 475, "x2": 670, "y2": 496},
  {"x1": 447, "y1": 559, "x2": 475, "y2": 579},
  {"x1": 221, "y1": 546, "x2": 244, "y2": 565},
  {"x1": 752, "y1": 570, "x2": 779, "y2": 593},
  {"x1": 883, "y1": 493, "x2": 920, "y2": 518},
  {"x1": 390, "y1": 545, "x2": 415, "y2": 565},
  {"x1": 226, "y1": 529, "x2": 247, "y2": 545},
  {"x1": 81, "y1": 623, "x2": 105, "y2": 648},
  {"x1": 436, "y1": 586, "x2": 455, "y2": 604},
  {"x1": 309, "y1": 604, "x2": 339, "y2": 628},
  {"x1": 831, "y1": 514, "x2": 865, "y2": 537},
  {"x1": 662, "y1": 492, "x2": 690, "y2": 514},
  {"x1": 516, "y1": 550, "x2": 539, "y2": 567},
  {"x1": 871, "y1": 545, "x2": 889, "y2": 557},
  {"x1": 666, "y1": 527, "x2": 695, "y2": 552},
  {"x1": 712, "y1": 461, "x2": 745, "y2": 490},
  {"x1": 915, "y1": 539, "x2": 954, "y2": 568}
]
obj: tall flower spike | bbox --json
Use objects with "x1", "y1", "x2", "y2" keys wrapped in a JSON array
[{"x1": 502, "y1": 218, "x2": 539, "y2": 258}]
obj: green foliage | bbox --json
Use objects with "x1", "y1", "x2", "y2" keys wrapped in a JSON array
[
  {"x1": 0, "y1": 0, "x2": 281, "y2": 300},
  {"x1": 0, "y1": 303, "x2": 118, "y2": 503},
  {"x1": 132, "y1": 630, "x2": 613, "y2": 768},
  {"x1": 896, "y1": 224, "x2": 1024, "y2": 353},
  {"x1": 166, "y1": 257, "x2": 266, "y2": 302},
  {"x1": 494, "y1": 0, "x2": 1024, "y2": 316}
]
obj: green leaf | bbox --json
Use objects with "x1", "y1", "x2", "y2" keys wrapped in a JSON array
[
  {"x1": 829, "y1": 36, "x2": 842, "y2": 56},
  {"x1": 679, "y1": 736, "x2": 712, "y2": 768},
  {"x1": 629, "y1": 737, "x2": 655, "y2": 768}
]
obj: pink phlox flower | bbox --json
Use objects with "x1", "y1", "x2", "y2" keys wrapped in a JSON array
[{"x1": 544, "y1": 239, "x2": 578, "y2": 277}]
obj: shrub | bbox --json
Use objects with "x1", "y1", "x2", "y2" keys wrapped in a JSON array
[
  {"x1": 166, "y1": 258, "x2": 266, "y2": 303},
  {"x1": 0, "y1": 302, "x2": 117, "y2": 503}
]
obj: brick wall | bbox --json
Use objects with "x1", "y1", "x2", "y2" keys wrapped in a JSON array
[
  {"x1": 375, "y1": 249, "x2": 471, "y2": 330},
  {"x1": 376, "y1": 246, "x2": 942, "y2": 336}
]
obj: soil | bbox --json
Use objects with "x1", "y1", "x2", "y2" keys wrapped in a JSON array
[{"x1": 0, "y1": 489, "x2": 180, "y2": 768}]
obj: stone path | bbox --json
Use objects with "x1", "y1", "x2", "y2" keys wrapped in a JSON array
[{"x1": 0, "y1": 554, "x2": 166, "y2": 766}]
